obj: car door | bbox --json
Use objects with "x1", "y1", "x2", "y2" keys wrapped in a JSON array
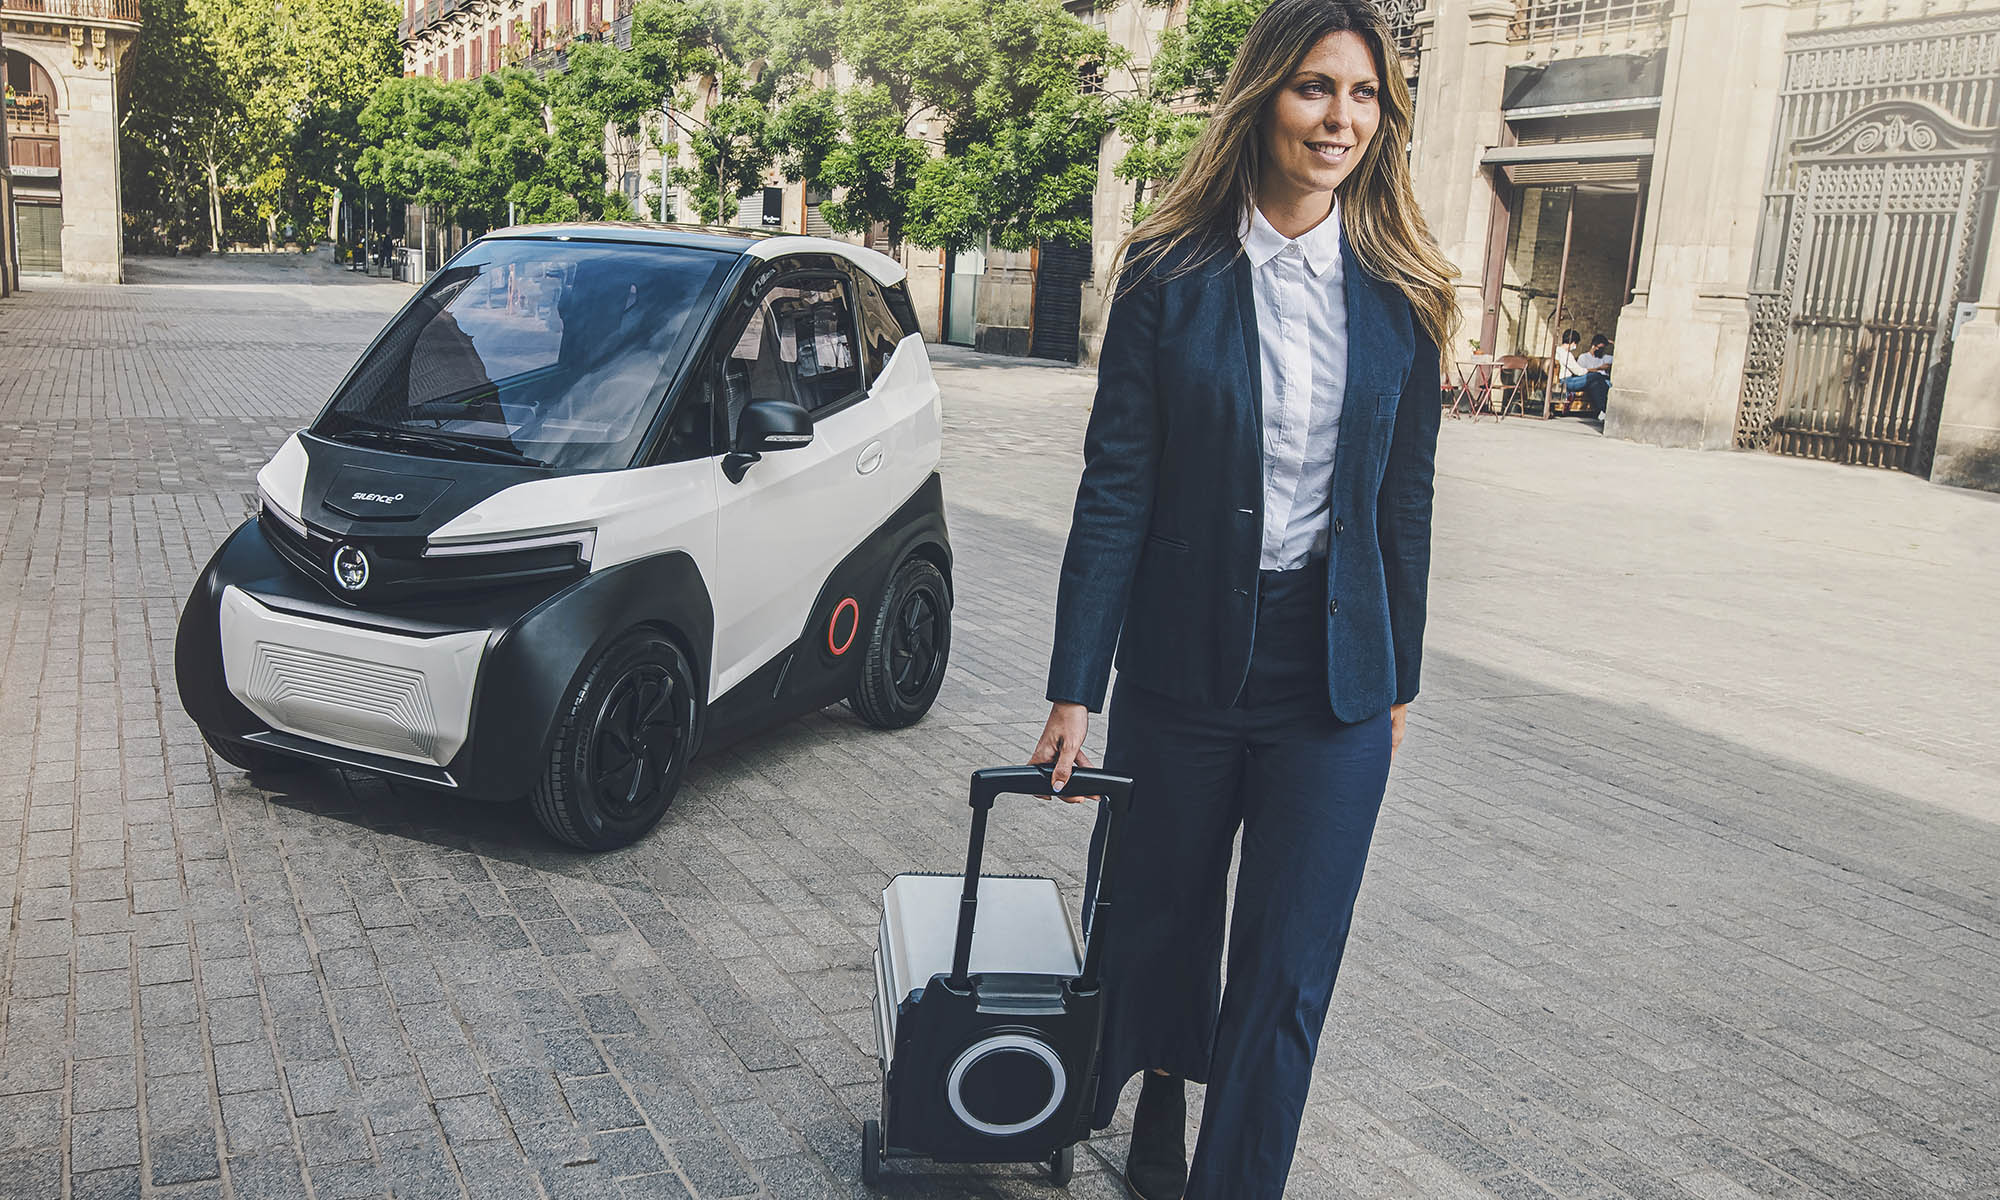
[{"x1": 709, "y1": 265, "x2": 883, "y2": 697}]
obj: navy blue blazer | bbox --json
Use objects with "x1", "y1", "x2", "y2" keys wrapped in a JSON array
[{"x1": 1046, "y1": 231, "x2": 1441, "y2": 721}]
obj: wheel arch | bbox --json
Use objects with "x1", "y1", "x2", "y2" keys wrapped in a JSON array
[{"x1": 451, "y1": 550, "x2": 715, "y2": 797}]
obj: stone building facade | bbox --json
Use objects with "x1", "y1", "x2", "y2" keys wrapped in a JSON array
[
  {"x1": 399, "y1": 0, "x2": 2000, "y2": 491},
  {"x1": 3, "y1": 0, "x2": 140, "y2": 283},
  {"x1": 1410, "y1": 0, "x2": 2000, "y2": 491}
]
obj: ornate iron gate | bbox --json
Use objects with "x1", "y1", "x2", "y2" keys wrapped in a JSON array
[{"x1": 1738, "y1": 16, "x2": 2000, "y2": 475}]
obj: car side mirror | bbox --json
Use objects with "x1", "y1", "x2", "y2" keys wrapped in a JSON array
[{"x1": 723, "y1": 400, "x2": 814, "y2": 483}]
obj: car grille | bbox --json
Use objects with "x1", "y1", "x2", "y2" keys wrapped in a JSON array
[{"x1": 243, "y1": 643, "x2": 445, "y2": 761}]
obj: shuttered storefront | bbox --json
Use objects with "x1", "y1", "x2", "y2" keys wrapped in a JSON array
[{"x1": 13, "y1": 201, "x2": 62, "y2": 274}]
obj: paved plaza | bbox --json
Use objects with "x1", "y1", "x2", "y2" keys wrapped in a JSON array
[{"x1": 1, "y1": 255, "x2": 1998, "y2": 1200}]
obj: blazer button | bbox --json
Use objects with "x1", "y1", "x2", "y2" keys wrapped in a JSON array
[
  {"x1": 1327, "y1": 598, "x2": 1339, "y2": 616},
  {"x1": 1334, "y1": 517, "x2": 1345, "y2": 535}
]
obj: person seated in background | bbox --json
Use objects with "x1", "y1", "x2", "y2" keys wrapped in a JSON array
[
  {"x1": 1557, "y1": 328, "x2": 1609, "y2": 420},
  {"x1": 1578, "y1": 333, "x2": 1612, "y2": 419}
]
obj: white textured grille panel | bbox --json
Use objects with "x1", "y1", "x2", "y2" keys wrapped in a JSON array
[
  {"x1": 218, "y1": 587, "x2": 488, "y2": 766},
  {"x1": 247, "y1": 645, "x2": 440, "y2": 759}
]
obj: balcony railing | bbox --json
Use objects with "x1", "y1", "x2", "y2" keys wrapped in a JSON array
[
  {"x1": 3, "y1": 91, "x2": 58, "y2": 131},
  {"x1": 0, "y1": 0, "x2": 140, "y2": 23},
  {"x1": 1374, "y1": 0, "x2": 1425, "y2": 59},
  {"x1": 1509, "y1": 0, "x2": 1667, "y2": 58},
  {"x1": 397, "y1": 0, "x2": 476, "y2": 43}
]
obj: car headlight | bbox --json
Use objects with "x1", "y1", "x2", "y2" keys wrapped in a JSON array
[
  {"x1": 422, "y1": 528, "x2": 597, "y2": 568},
  {"x1": 258, "y1": 485, "x2": 309, "y2": 539}
]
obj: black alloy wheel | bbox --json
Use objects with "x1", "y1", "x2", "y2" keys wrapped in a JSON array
[
  {"x1": 532, "y1": 629, "x2": 700, "y2": 850},
  {"x1": 589, "y1": 664, "x2": 682, "y2": 820},
  {"x1": 889, "y1": 587, "x2": 943, "y2": 703},
  {"x1": 848, "y1": 557, "x2": 951, "y2": 730}
]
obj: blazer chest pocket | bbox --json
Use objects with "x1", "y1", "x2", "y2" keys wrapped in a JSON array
[{"x1": 1145, "y1": 532, "x2": 1190, "y2": 552}]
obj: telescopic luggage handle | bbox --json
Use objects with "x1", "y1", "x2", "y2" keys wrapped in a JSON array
[
  {"x1": 967, "y1": 764, "x2": 1133, "y2": 813},
  {"x1": 949, "y1": 764, "x2": 1134, "y2": 993}
]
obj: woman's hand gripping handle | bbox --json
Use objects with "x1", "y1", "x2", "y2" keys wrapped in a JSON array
[{"x1": 1030, "y1": 701, "x2": 1098, "y2": 801}]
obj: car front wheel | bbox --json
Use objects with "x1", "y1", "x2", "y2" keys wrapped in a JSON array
[
  {"x1": 531, "y1": 629, "x2": 700, "y2": 851},
  {"x1": 847, "y1": 557, "x2": 950, "y2": 730}
]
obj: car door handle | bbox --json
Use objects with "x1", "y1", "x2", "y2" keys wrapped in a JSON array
[{"x1": 856, "y1": 441, "x2": 884, "y2": 475}]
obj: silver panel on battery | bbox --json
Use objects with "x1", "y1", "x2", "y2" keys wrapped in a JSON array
[{"x1": 874, "y1": 874, "x2": 1081, "y2": 1067}]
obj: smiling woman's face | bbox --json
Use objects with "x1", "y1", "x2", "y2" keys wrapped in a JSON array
[{"x1": 1259, "y1": 30, "x2": 1381, "y2": 210}]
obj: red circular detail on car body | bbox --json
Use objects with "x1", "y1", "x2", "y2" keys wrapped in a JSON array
[{"x1": 829, "y1": 597, "x2": 860, "y2": 655}]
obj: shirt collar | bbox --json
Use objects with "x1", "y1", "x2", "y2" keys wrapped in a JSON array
[{"x1": 1240, "y1": 200, "x2": 1342, "y2": 277}]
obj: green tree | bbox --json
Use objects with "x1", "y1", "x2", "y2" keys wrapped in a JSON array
[
  {"x1": 356, "y1": 75, "x2": 483, "y2": 229},
  {"x1": 285, "y1": 0, "x2": 404, "y2": 240},
  {"x1": 118, "y1": 0, "x2": 237, "y2": 251},
  {"x1": 774, "y1": 0, "x2": 1116, "y2": 251},
  {"x1": 672, "y1": 62, "x2": 778, "y2": 224},
  {"x1": 1109, "y1": 0, "x2": 1266, "y2": 218},
  {"x1": 358, "y1": 68, "x2": 630, "y2": 231}
]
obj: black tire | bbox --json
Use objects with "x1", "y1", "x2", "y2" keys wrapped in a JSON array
[
  {"x1": 861, "y1": 1118, "x2": 882, "y2": 1187},
  {"x1": 1050, "y1": 1143, "x2": 1073, "y2": 1186},
  {"x1": 202, "y1": 730, "x2": 308, "y2": 775},
  {"x1": 530, "y1": 629, "x2": 700, "y2": 851},
  {"x1": 847, "y1": 557, "x2": 950, "y2": 730}
]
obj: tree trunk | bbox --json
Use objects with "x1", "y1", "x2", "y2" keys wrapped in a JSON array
[{"x1": 205, "y1": 152, "x2": 223, "y2": 255}]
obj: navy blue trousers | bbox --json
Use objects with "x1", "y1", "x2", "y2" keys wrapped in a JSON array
[{"x1": 1082, "y1": 561, "x2": 1392, "y2": 1199}]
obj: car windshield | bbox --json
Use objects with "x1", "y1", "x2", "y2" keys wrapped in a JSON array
[{"x1": 317, "y1": 239, "x2": 734, "y2": 471}]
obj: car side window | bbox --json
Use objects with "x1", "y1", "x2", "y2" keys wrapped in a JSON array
[
  {"x1": 850, "y1": 271, "x2": 905, "y2": 385},
  {"x1": 719, "y1": 275, "x2": 865, "y2": 443}
]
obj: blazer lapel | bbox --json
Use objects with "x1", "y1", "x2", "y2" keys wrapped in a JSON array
[{"x1": 1231, "y1": 252, "x2": 1262, "y2": 429}]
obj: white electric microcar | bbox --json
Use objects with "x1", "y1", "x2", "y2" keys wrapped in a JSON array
[{"x1": 176, "y1": 223, "x2": 952, "y2": 850}]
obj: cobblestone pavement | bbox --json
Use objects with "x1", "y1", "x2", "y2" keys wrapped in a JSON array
[{"x1": 3, "y1": 255, "x2": 1998, "y2": 1200}]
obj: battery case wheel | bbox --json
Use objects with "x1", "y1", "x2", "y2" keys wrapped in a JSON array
[
  {"x1": 848, "y1": 557, "x2": 950, "y2": 729},
  {"x1": 531, "y1": 629, "x2": 700, "y2": 851},
  {"x1": 861, "y1": 1119, "x2": 882, "y2": 1186},
  {"x1": 202, "y1": 730, "x2": 308, "y2": 776},
  {"x1": 1049, "y1": 1143, "x2": 1073, "y2": 1185}
]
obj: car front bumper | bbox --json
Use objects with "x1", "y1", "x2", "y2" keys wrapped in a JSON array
[{"x1": 218, "y1": 585, "x2": 491, "y2": 772}]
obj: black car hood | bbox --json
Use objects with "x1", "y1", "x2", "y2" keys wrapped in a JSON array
[{"x1": 295, "y1": 432, "x2": 548, "y2": 543}]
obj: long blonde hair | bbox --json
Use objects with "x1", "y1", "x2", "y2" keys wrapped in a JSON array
[{"x1": 1114, "y1": 0, "x2": 1459, "y2": 347}]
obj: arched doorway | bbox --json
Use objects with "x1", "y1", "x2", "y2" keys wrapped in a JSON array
[{"x1": 4, "y1": 48, "x2": 64, "y2": 274}]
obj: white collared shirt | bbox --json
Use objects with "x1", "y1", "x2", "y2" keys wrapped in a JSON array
[{"x1": 1241, "y1": 202, "x2": 1348, "y2": 571}]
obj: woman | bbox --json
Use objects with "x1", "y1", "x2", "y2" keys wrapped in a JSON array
[{"x1": 1027, "y1": 1, "x2": 1455, "y2": 1196}]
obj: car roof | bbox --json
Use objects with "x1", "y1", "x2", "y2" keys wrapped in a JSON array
[{"x1": 480, "y1": 221, "x2": 907, "y2": 286}]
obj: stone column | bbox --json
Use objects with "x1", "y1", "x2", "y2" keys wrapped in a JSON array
[
  {"x1": 58, "y1": 49, "x2": 124, "y2": 284},
  {"x1": 1408, "y1": 0, "x2": 1516, "y2": 340},
  {"x1": 1602, "y1": 0, "x2": 1788, "y2": 448},
  {"x1": 1930, "y1": 223, "x2": 2000, "y2": 490}
]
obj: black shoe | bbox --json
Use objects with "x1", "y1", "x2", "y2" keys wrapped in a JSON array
[{"x1": 1124, "y1": 1072, "x2": 1187, "y2": 1200}]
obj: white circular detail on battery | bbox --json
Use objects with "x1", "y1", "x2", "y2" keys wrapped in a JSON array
[
  {"x1": 332, "y1": 545, "x2": 370, "y2": 591},
  {"x1": 945, "y1": 1034, "x2": 1066, "y2": 1137}
]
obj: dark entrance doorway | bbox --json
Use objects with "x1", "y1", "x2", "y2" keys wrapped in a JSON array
[{"x1": 1029, "y1": 234, "x2": 1091, "y2": 362}]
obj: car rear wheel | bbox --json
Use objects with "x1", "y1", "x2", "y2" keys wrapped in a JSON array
[
  {"x1": 531, "y1": 629, "x2": 700, "y2": 851},
  {"x1": 848, "y1": 557, "x2": 950, "y2": 730},
  {"x1": 202, "y1": 730, "x2": 309, "y2": 776}
]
